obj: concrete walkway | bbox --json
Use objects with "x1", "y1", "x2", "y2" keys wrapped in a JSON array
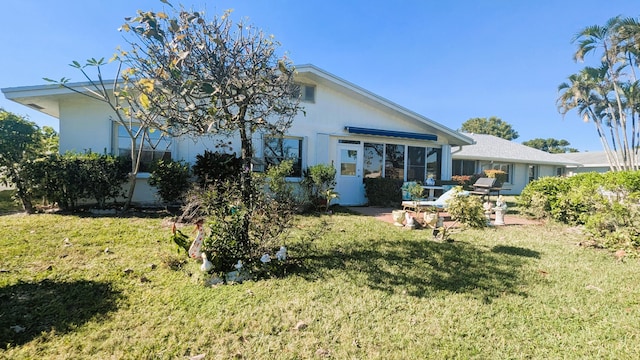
[{"x1": 346, "y1": 206, "x2": 541, "y2": 227}]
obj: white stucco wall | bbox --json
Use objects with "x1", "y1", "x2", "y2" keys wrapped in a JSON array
[
  {"x1": 505, "y1": 163, "x2": 559, "y2": 195},
  {"x1": 41, "y1": 70, "x2": 467, "y2": 205}
]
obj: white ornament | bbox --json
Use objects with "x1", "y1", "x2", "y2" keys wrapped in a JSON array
[
  {"x1": 234, "y1": 260, "x2": 243, "y2": 271},
  {"x1": 260, "y1": 253, "x2": 271, "y2": 263},
  {"x1": 276, "y1": 246, "x2": 287, "y2": 261},
  {"x1": 200, "y1": 252, "x2": 213, "y2": 272}
]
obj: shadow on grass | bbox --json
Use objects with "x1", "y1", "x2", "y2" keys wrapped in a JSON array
[
  {"x1": 293, "y1": 236, "x2": 536, "y2": 302},
  {"x1": 0, "y1": 279, "x2": 121, "y2": 348},
  {"x1": 491, "y1": 245, "x2": 541, "y2": 258}
]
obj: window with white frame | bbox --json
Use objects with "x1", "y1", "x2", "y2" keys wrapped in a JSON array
[
  {"x1": 263, "y1": 136, "x2": 303, "y2": 177},
  {"x1": 116, "y1": 124, "x2": 172, "y2": 172},
  {"x1": 291, "y1": 83, "x2": 315, "y2": 103}
]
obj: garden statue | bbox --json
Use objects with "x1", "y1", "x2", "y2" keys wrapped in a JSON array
[
  {"x1": 493, "y1": 195, "x2": 507, "y2": 226},
  {"x1": 404, "y1": 212, "x2": 416, "y2": 229},
  {"x1": 483, "y1": 201, "x2": 493, "y2": 226}
]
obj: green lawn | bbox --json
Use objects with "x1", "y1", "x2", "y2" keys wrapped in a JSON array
[{"x1": 1, "y1": 209, "x2": 639, "y2": 359}]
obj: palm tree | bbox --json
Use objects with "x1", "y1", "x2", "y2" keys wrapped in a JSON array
[
  {"x1": 557, "y1": 68, "x2": 621, "y2": 171},
  {"x1": 562, "y1": 16, "x2": 640, "y2": 171}
]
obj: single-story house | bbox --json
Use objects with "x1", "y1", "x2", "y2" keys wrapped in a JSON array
[
  {"x1": 451, "y1": 133, "x2": 581, "y2": 194},
  {"x1": 2, "y1": 64, "x2": 474, "y2": 206},
  {"x1": 555, "y1": 151, "x2": 636, "y2": 175}
]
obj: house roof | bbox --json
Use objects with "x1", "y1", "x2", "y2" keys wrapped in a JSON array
[
  {"x1": 555, "y1": 150, "x2": 633, "y2": 168},
  {"x1": 294, "y1": 64, "x2": 474, "y2": 147},
  {"x1": 452, "y1": 133, "x2": 581, "y2": 166},
  {"x1": 1, "y1": 64, "x2": 474, "y2": 147}
]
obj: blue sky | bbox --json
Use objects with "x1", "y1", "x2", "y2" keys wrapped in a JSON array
[{"x1": 1, "y1": 0, "x2": 638, "y2": 152}]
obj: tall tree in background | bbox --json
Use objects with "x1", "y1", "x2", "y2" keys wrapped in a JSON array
[
  {"x1": 0, "y1": 109, "x2": 54, "y2": 213},
  {"x1": 558, "y1": 16, "x2": 640, "y2": 171},
  {"x1": 460, "y1": 116, "x2": 519, "y2": 140},
  {"x1": 522, "y1": 138, "x2": 579, "y2": 153},
  {"x1": 118, "y1": 4, "x2": 301, "y2": 249}
]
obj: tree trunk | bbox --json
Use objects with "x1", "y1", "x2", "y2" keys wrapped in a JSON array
[{"x1": 238, "y1": 123, "x2": 253, "y2": 251}]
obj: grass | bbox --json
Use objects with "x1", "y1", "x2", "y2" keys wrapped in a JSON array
[{"x1": 1, "y1": 208, "x2": 640, "y2": 359}]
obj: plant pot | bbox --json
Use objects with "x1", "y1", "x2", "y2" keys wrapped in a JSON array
[
  {"x1": 392, "y1": 210, "x2": 406, "y2": 227},
  {"x1": 423, "y1": 212, "x2": 438, "y2": 228}
]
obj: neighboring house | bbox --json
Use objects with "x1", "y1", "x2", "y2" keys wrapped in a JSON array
[
  {"x1": 555, "y1": 151, "x2": 632, "y2": 175},
  {"x1": 2, "y1": 64, "x2": 473, "y2": 206},
  {"x1": 451, "y1": 133, "x2": 581, "y2": 194}
]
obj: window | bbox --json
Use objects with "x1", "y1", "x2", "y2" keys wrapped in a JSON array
[
  {"x1": 263, "y1": 136, "x2": 303, "y2": 177},
  {"x1": 291, "y1": 83, "x2": 315, "y2": 102},
  {"x1": 364, "y1": 142, "x2": 442, "y2": 181},
  {"x1": 407, "y1": 146, "x2": 426, "y2": 181},
  {"x1": 452, "y1": 159, "x2": 476, "y2": 176},
  {"x1": 556, "y1": 167, "x2": 565, "y2": 177},
  {"x1": 364, "y1": 143, "x2": 383, "y2": 178},
  {"x1": 117, "y1": 125, "x2": 171, "y2": 172},
  {"x1": 481, "y1": 162, "x2": 512, "y2": 183},
  {"x1": 384, "y1": 144, "x2": 405, "y2": 180},
  {"x1": 426, "y1": 147, "x2": 442, "y2": 181},
  {"x1": 340, "y1": 149, "x2": 358, "y2": 176},
  {"x1": 528, "y1": 165, "x2": 538, "y2": 182}
]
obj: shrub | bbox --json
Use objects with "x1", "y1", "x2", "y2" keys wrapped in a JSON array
[
  {"x1": 149, "y1": 159, "x2": 191, "y2": 204},
  {"x1": 183, "y1": 161, "x2": 298, "y2": 275},
  {"x1": 19, "y1": 152, "x2": 128, "y2": 210},
  {"x1": 584, "y1": 198, "x2": 640, "y2": 249},
  {"x1": 363, "y1": 178, "x2": 403, "y2": 206},
  {"x1": 518, "y1": 176, "x2": 569, "y2": 219},
  {"x1": 83, "y1": 153, "x2": 129, "y2": 208},
  {"x1": 446, "y1": 187, "x2": 487, "y2": 228},
  {"x1": 519, "y1": 170, "x2": 640, "y2": 253},
  {"x1": 484, "y1": 169, "x2": 507, "y2": 186},
  {"x1": 301, "y1": 163, "x2": 337, "y2": 207},
  {"x1": 191, "y1": 150, "x2": 242, "y2": 187}
]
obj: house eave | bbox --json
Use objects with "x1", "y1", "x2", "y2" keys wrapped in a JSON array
[
  {"x1": 295, "y1": 64, "x2": 474, "y2": 147},
  {"x1": 2, "y1": 82, "x2": 100, "y2": 119}
]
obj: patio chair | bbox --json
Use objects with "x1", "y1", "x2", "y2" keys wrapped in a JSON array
[{"x1": 401, "y1": 187, "x2": 467, "y2": 213}]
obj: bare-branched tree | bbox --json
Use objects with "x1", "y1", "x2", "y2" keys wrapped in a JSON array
[{"x1": 118, "y1": 5, "x2": 302, "y2": 248}]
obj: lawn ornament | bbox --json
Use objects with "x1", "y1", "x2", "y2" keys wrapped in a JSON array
[
  {"x1": 188, "y1": 219, "x2": 205, "y2": 259},
  {"x1": 276, "y1": 246, "x2": 287, "y2": 261},
  {"x1": 200, "y1": 252, "x2": 213, "y2": 272}
]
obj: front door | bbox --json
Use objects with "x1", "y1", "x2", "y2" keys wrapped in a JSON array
[{"x1": 335, "y1": 143, "x2": 365, "y2": 205}]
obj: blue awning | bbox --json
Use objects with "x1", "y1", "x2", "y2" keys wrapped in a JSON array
[{"x1": 344, "y1": 126, "x2": 437, "y2": 141}]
